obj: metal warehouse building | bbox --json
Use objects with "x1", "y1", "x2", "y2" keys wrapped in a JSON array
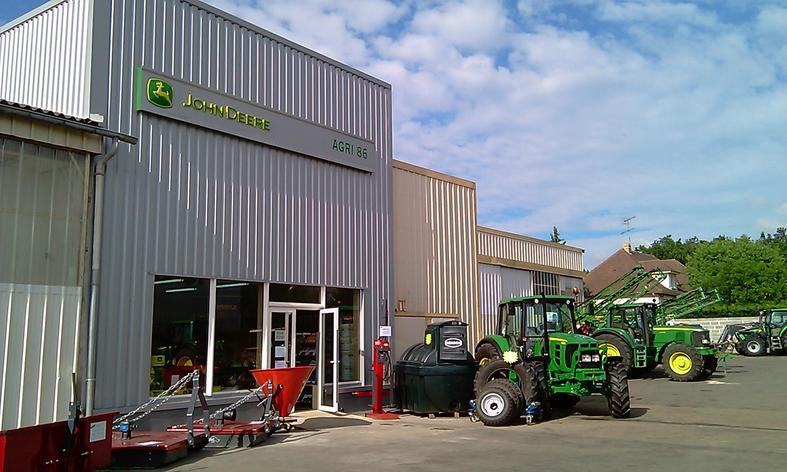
[
  {"x1": 392, "y1": 161, "x2": 585, "y2": 359},
  {"x1": 1, "y1": 0, "x2": 392, "y2": 427},
  {"x1": 1, "y1": 0, "x2": 585, "y2": 430}
]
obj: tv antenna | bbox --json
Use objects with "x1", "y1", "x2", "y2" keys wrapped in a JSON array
[{"x1": 621, "y1": 216, "x2": 636, "y2": 243}]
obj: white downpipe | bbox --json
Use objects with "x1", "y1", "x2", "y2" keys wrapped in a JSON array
[{"x1": 84, "y1": 137, "x2": 118, "y2": 416}]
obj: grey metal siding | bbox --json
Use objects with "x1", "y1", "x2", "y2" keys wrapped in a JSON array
[
  {"x1": 478, "y1": 263, "x2": 502, "y2": 337},
  {"x1": 478, "y1": 264, "x2": 533, "y2": 338},
  {"x1": 392, "y1": 163, "x2": 480, "y2": 345},
  {"x1": 0, "y1": 137, "x2": 89, "y2": 429},
  {"x1": 0, "y1": 0, "x2": 93, "y2": 119},
  {"x1": 92, "y1": 0, "x2": 392, "y2": 409},
  {"x1": 478, "y1": 228, "x2": 584, "y2": 272}
]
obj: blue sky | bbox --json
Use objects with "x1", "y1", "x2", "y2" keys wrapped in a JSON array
[{"x1": 4, "y1": 0, "x2": 786, "y2": 268}]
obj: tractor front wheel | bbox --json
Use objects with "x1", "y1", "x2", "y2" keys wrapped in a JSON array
[
  {"x1": 663, "y1": 344, "x2": 704, "y2": 381},
  {"x1": 741, "y1": 335, "x2": 766, "y2": 356},
  {"x1": 594, "y1": 333, "x2": 633, "y2": 374},
  {"x1": 477, "y1": 379, "x2": 519, "y2": 427},
  {"x1": 697, "y1": 355, "x2": 718, "y2": 380},
  {"x1": 606, "y1": 360, "x2": 631, "y2": 418},
  {"x1": 474, "y1": 359, "x2": 527, "y2": 395}
]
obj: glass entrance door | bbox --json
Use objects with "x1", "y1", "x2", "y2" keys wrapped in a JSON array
[
  {"x1": 318, "y1": 308, "x2": 339, "y2": 412},
  {"x1": 270, "y1": 309, "x2": 295, "y2": 368}
]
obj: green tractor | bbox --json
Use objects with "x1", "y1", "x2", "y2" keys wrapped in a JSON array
[
  {"x1": 473, "y1": 295, "x2": 630, "y2": 426},
  {"x1": 591, "y1": 303, "x2": 717, "y2": 382},
  {"x1": 733, "y1": 308, "x2": 787, "y2": 356}
]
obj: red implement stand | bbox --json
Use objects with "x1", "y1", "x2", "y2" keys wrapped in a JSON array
[{"x1": 0, "y1": 412, "x2": 115, "y2": 472}]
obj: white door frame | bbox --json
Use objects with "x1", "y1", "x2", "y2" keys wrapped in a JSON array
[
  {"x1": 268, "y1": 308, "x2": 295, "y2": 368},
  {"x1": 318, "y1": 308, "x2": 339, "y2": 412}
]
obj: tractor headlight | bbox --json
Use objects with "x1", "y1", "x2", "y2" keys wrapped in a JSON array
[
  {"x1": 592, "y1": 354, "x2": 601, "y2": 362},
  {"x1": 581, "y1": 354, "x2": 592, "y2": 362},
  {"x1": 702, "y1": 338, "x2": 710, "y2": 345}
]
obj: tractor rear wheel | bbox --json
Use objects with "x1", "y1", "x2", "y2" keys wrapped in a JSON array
[
  {"x1": 741, "y1": 335, "x2": 766, "y2": 356},
  {"x1": 662, "y1": 344, "x2": 704, "y2": 381},
  {"x1": 606, "y1": 360, "x2": 631, "y2": 418},
  {"x1": 474, "y1": 342, "x2": 501, "y2": 365},
  {"x1": 697, "y1": 355, "x2": 718, "y2": 380},
  {"x1": 477, "y1": 379, "x2": 519, "y2": 427},
  {"x1": 527, "y1": 361, "x2": 551, "y2": 418},
  {"x1": 594, "y1": 334, "x2": 633, "y2": 374}
]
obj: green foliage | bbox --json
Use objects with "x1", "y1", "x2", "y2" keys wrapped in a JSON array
[
  {"x1": 640, "y1": 229, "x2": 787, "y2": 318},
  {"x1": 687, "y1": 236, "x2": 787, "y2": 307},
  {"x1": 635, "y1": 235, "x2": 704, "y2": 264}
]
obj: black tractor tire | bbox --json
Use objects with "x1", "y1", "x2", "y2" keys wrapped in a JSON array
[
  {"x1": 473, "y1": 358, "x2": 532, "y2": 395},
  {"x1": 474, "y1": 342, "x2": 501, "y2": 365},
  {"x1": 495, "y1": 377, "x2": 526, "y2": 418},
  {"x1": 782, "y1": 333, "x2": 787, "y2": 354},
  {"x1": 697, "y1": 355, "x2": 718, "y2": 380},
  {"x1": 527, "y1": 361, "x2": 552, "y2": 419},
  {"x1": 741, "y1": 335, "x2": 766, "y2": 356},
  {"x1": 662, "y1": 344, "x2": 704, "y2": 381},
  {"x1": 551, "y1": 393, "x2": 580, "y2": 409},
  {"x1": 735, "y1": 344, "x2": 747, "y2": 355},
  {"x1": 606, "y1": 360, "x2": 631, "y2": 418},
  {"x1": 476, "y1": 379, "x2": 519, "y2": 427},
  {"x1": 594, "y1": 333, "x2": 633, "y2": 374}
]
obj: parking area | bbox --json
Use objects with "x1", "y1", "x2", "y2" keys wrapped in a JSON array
[{"x1": 158, "y1": 356, "x2": 786, "y2": 472}]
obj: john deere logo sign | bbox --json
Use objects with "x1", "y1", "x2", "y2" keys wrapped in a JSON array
[
  {"x1": 146, "y1": 78, "x2": 173, "y2": 108},
  {"x1": 135, "y1": 67, "x2": 378, "y2": 172}
]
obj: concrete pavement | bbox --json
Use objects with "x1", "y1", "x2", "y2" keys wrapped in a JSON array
[{"x1": 152, "y1": 355, "x2": 787, "y2": 472}]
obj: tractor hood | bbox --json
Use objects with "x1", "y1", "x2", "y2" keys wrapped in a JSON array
[{"x1": 548, "y1": 332, "x2": 598, "y2": 346}]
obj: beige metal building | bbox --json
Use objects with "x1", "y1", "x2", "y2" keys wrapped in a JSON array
[
  {"x1": 392, "y1": 160, "x2": 480, "y2": 360},
  {"x1": 478, "y1": 226, "x2": 585, "y2": 337},
  {"x1": 392, "y1": 160, "x2": 586, "y2": 358}
]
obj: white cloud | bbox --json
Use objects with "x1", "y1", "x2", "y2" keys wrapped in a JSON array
[
  {"x1": 207, "y1": 0, "x2": 787, "y2": 268},
  {"x1": 410, "y1": 0, "x2": 512, "y2": 51}
]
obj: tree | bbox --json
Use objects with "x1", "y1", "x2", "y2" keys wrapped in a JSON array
[
  {"x1": 550, "y1": 226, "x2": 565, "y2": 244},
  {"x1": 635, "y1": 235, "x2": 704, "y2": 264},
  {"x1": 686, "y1": 236, "x2": 787, "y2": 306}
]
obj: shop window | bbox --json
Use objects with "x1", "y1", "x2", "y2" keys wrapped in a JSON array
[
  {"x1": 213, "y1": 281, "x2": 260, "y2": 391},
  {"x1": 150, "y1": 277, "x2": 210, "y2": 395},
  {"x1": 326, "y1": 288, "x2": 360, "y2": 382},
  {"x1": 269, "y1": 283, "x2": 320, "y2": 303}
]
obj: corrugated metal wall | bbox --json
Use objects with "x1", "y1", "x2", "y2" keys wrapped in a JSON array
[
  {"x1": 478, "y1": 264, "x2": 533, "y2": 337},
  {"x1": 92, "y1": 0, "x2": 392, "y2": 410},
  {"x1": 478, "y1": 227, "x2": 584, "y2": 272},
  {"x1": 392, "y1": 162, "x2": 480, "y2": 345},
  {"x1": 0, "y1": 137, "x2": 89, "y2": 429},
  {"x1": 0, "y1": 0, "x2": 93, "y2": 119}
]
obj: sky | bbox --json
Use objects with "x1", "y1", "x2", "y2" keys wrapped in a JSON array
[{"x1": 3, "y1": 0, "x2": 786, "y2": 268}]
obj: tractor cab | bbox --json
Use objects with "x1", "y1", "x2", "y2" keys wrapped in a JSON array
[
  {"x1": 759, "y1": 309, "x2": 787, "y2": 335},
  {"x1": 606, "y1": 303, "x2": 655, "y2": 347},
  {"x1": 499, "y1": 296, "x2": 576, "y2": 341}
]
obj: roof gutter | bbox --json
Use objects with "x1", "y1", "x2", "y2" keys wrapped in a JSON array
[{"x1": 0, "y1": 102, "x2": 137, "y2": 144}]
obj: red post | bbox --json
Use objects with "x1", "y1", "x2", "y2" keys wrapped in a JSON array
[{"x1": 365, "y1": 338, "x2": 399, "y2": 420}]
